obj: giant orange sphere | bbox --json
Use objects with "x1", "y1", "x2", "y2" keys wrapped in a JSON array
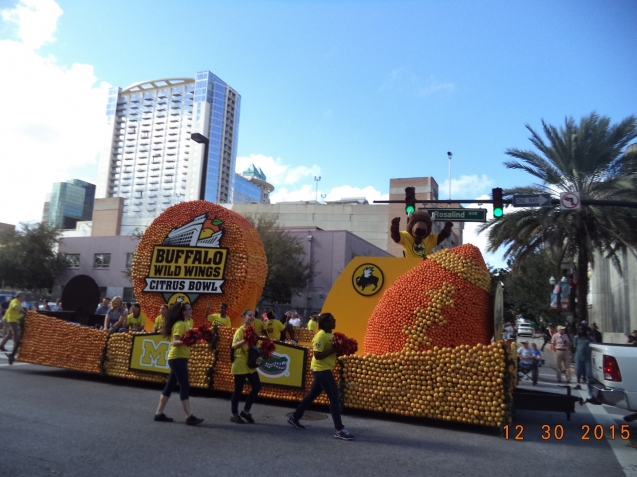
[
  {"x1": 364, "y1": 244, "x2": 492, "y2": 354},
  {"x1": 132, "y1": 201, "x2": 267, "y2": 327}
]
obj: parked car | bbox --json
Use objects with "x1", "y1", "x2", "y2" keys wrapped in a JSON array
[
  {"x1": 587, "y1": 343, "x2": 637, "y2": 422},
  {"x1": 517, "y1": 324, "x2": 534, "y2": 337}
]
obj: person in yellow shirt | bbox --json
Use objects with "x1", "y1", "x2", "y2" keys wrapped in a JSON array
[
  {"x1": 230, "y1": 309, "x2": 262, "y2": 424},
  {"x1": 206, "y1": 302, "x2": 231, "y2": 327},
  {"x1": 264, "y1": 310, "x2": 295, "y2": 342},
  {"x1": 0, "y1": 293, "x2": 25, "y2": 364},
  {"x1": 390, "y1": 210, "x2": 453, "y2": 259},
  {"x1": 153, "y1": 304, "x2": 169, "y2": 332},
  {"x1": 154, "y1": 302, "x2": 203, "y2": 426},
  {"x1": 288, "y1": 313, "x2": 354, "y2": 440},
  {"x1": 307, "y1": 313, "x2": 318, "y2": 333},
  {"x1": 127, "y1": 303, "x2": 147, "y2": 332}
]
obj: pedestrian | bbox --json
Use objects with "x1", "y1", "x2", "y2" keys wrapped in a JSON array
[
  {"x1": 530, "y1": 342, "x2": 543, "y2": 366},
  {"x1": 541, "y1": 326, "x2": 552, "y2": 351},
  {"x1": 153, "y1": 304, "x2": 169, "y2": 332},
  {"x1": 551, "y1": 325, "x2": 572, "y2": 383},
  {"x1": 154, "y1": 302, "x2": 203, "y2": 426},
  {"x1": 103, "y1": 296, "x2": 126, "y2": 333},
  {"x1": 307, "y1": 313, "x2": 318, "y2": 333},
  {"x1": 627, "y1": 330, "x2": 637, "y2": 345},
  {"x1": 54, "y1": 299, "x2": 63, "y2": 311},
  {"x1": 590, "y1": 323, "x2": 602, "y2": 343},
  {"x1": 230, "y1": 309, "x2": 262, "y2": 424},
  {"x1": 95, "y1": 297, "x2": 111, "y2": 315},
  {"x1": 127, "y1": 303, "x2": 146, "y2": 332},
  {"x1": 573, "y1": 326, "x2": 593, "y2": 385},
  {"x1": 288, "y1": 312, "x2": 355, "y2": 440},
  {"x1": 205, "y1": 302, "x2": 231, "y2": 327},
  {"x1": 288, "y1": 312, "x2": 301, "y2": 328},
  {"x1": 0, "y1": 292, "x2": 26, "y2": 364}
]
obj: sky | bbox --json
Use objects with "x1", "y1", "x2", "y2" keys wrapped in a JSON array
[{"x1": 1, "y1": 0, "x2": 636, "y2": 268}]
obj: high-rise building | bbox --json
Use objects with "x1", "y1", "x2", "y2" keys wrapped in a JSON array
[
  {"x1": 45, "y1": 179, "x2": 96, "y2": 229},
  {"x1": 96, "y1": 71, "x2": 241, "y2": 234},
  {"x1": 233, "y1": 163, "x2": 274, "y2": 204}
]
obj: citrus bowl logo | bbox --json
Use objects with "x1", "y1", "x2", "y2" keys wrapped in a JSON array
[
  {"x1": 352, "y1": 263, "x2": 384, "y2": 296},
  {"x1": 257, "y1": 352, "x2": 291, "y2": 378}
]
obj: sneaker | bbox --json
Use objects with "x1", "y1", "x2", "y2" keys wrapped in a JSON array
[
  {"x1": 240, "y1": 411, "x2": 255, "y2": 423},
  {"x1": 230, "y1": 415, "x2": 245, "y2": 424},
  {"x1": 186, "y1": 415, "x2": 204, "y2": 426},
  {"x1": 334, "y1": 429, "x2": 355, "y2": 441},
  {"x1": 6, "y1": 353, "x2": 13, "y2": 365},
  {"x1": 154, "y1": 413, "x2": 173, "y2": 422},
  {"x1": 287, "y1": 416, "x2": 305, "y2": 430}
]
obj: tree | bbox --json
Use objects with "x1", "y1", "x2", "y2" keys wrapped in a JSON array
[
  {"x1": 0, "y1": 222, "x2": 68, "y2": 293},
  {"x1": 479, "y1": 113, "x2": 637, "y2": 322},
  {"x1": 243, "y1": 214, "x2": 315, "y2": 304}
]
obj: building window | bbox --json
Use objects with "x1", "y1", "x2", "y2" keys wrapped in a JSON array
[
  {"x1": 99, "y1": 287, "x2": 108, "y2": 301},
  {"x1": 125, "y1": 253, "x2": 134, "y2": 269},
  {"x1": 123, "y1": 287, "x2": 136, "y2": 302},
  {"x1": 94, "y1": 253, "x2": 111, "y2": 269},
  {"x1": 65, "y1": 254, "x2": 80, "y2": 268}
]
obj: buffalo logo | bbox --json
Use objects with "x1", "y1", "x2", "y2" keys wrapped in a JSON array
[
  {"x1": 352, "y1": 263, "x2": 384, "y2": 296},
  {"x1": 257, "y1": 353, "x2": 291, "y2": 378}
]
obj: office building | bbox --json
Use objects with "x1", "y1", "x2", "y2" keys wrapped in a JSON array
[
  {"x1": 95, "y1": 71, "x2": 241, "y2": 235},
  {"x1": 45, "y1": 179, "x2": 96, "y2": 230},
  {"x1": 233, "y1": 164, "x2": 274, "y2": 204}
]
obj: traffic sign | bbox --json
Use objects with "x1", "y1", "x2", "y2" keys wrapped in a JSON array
[
  {"x1": 512, "y1": 194, "x2": 552, "y2": 208},
  {"x1": 424, "y1": 208, "x2": 487, "y2": 222},
  {"x1": 560, "y1": 192, "x2": 581, "y2": 210}
]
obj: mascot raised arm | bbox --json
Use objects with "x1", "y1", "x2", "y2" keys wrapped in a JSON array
[{"x1": 390, "y1": 209, "x2": 453, "y2": 259}]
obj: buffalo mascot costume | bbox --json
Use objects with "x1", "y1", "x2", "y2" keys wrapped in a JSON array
[{"x1": 390, "y1": 210, "x2": 453, "y2": 259}]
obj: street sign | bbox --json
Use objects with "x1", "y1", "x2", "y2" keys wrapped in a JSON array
[
  {"x1": 424, "y1": 208, "x2": 487, "y2": 222},
  {"x1": 512, "y1": 194, "x2": 552, "y2": 208},
  {"x1": 560, "y1": 191, "x2": 581, "y2": 210}
]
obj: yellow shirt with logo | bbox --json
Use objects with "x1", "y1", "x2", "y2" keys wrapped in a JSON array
[
  {"x1": 253, "y1": 318, "x2": 265, "y2": 335},
  {"x1": 167, "y1": 321, "x2": 191, "y2": 360},
  {"x1": 154, "y1": 315, "x2": 164, "y2": 332},
  {"x1": 207, "y1": 313, "x2": 231, "y2": 327},
  {"x1": 5, "y1": 299, "x2": 23, "y2": 323},
  {"x1": 265, "y1": 319, "x2": 286, "y2": 340},
  {"x1": 311, "y1": 330, "x2": 336, "y2": 372},
  {"x1": 231, "y1": 326, "x2": 257, "y2": 375},
  {"x1": 307, "y1": 320, "x2": 318, "y2": 333},
  {"x1": 398, "y1": 230, "x2": 439, "y2": 259},
  {"x1": 127, "y1": 312, "x2": 146, "y2": 329}
]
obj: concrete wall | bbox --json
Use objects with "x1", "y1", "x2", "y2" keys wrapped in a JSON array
[
  {"x1": 589, "y1": 249, "x2": 637, "y2": 341},
  {"x1": 226, "y1": 203, "x2": 390, "y2": 251}
]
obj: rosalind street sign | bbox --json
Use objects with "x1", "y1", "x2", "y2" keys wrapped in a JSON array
[{"x1": 423, "y1": 208, "x2": 487, "y2": 222}]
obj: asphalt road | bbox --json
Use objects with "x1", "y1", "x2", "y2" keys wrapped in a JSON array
[{"x1": 1, "y1": 339, "x2": 636, "y2": 477}]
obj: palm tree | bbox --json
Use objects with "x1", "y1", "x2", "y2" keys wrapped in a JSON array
[{"x1": 479, "y1": 113, "x2": 637, "y2": 323}]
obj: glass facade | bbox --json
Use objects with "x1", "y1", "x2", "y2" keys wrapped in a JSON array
[
  {"x1": 47, "y1": 179, "x2": 96, "y2": 229},
  {"x1": 234, "y1": 175, "x2": 262, "y2": 204}
]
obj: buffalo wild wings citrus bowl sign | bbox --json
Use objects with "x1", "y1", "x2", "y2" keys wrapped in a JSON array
[{"x1": 132, "y1": 201, "x2": 268, "y2": 328}]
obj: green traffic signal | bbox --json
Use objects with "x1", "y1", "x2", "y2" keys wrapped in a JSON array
[
  {"x1": 404, "y1": 186, "x2": 417, "y2": 216},
  {"x1": 492, "y1": 187, "x2": 504, "y2": 218},
  {"x1": 493, "y1": 207, "x2": 503, "y2": 217},
  {"x1": 405, "y1": 204, "x2": 415, "y2": 215}
]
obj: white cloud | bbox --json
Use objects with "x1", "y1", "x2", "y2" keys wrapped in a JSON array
[
  {"x1": 438, "y1": 174, "x2": 493, "y2": 199},
  {"x1": 461, "y1": 194, "x2": 508, "y2": 269},
  {"x1": 0, "y1": 0, "x2": 111, "y2": 225},
  {"x1": 235, "y1": 154, "x2": 320, "y2": 186},
  {"x1": 380, "y1": 68, "x2": 454, "y2": 97}
]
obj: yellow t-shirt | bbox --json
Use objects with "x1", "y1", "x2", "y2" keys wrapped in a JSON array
[
  {"x1": 398, "y1": 230, "x2": 439, "y2": 259},
  {"x1": 127, "y1": 312, "x2": 146, "y2": 329},
  {"x1": 207, "y1": 313, "x2": 231, "y2": 327},
  {"x1": 231, "y1": 326, "x2": 257, "y2": 375},
  {"x1": 5, "y1": 299, "x2": 23, "y2": 323},
  {"x1": 307, "y1": 320, "x2": 318, "y2": 332},
  {"x1": 167, "y1": 321, "x2": 191, "y2": 360},
  {"x1": 311, "y1": 330, "x2": 336, "y2": 372},
  {"x1": 253, "y1": 318, "x2": 265, "y2": 335},
  {"x1": 185, "y1": 318, "x2": 194, "y2": 330},
  {"x1": 265, "y1": 319, "x2": 286, "y2": 340},
  {"x1": 154, "y1": 315, "x2": 164, "y2": 332}
]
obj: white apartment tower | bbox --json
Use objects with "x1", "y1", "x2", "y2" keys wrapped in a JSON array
[{"x1": 96, "y1": 71, "x2": 241, "y2": 234}]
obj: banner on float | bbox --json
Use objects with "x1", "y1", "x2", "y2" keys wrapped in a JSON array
[
  {"x1": 143, "y1": 278, "x2": 224, "y2": 293},
  {"x1": 257, "y1": 341, "x2": 308, "y2": 389},
  {"x1": 130, "y1": 333, "x2": 171, "y2": 374}
]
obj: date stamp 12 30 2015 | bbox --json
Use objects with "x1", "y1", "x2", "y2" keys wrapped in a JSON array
[{"x1": 504, "y1": 424, "x2": 631, "y2": 441}]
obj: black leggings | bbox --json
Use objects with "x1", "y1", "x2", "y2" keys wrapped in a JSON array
[
  {"x1": 294, "y1": 370, "x2": 343, "y2": 430},
  {"x1": 231, "y1": 372, "x2": 262, "y2": 415},
  {"x1": 162, "y1": 358, "x2": 190, "y2": 401}
]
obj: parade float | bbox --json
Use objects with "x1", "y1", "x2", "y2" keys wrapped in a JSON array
[{"x1": 18, "y1": 199, "x2": 578, "y2": 429}]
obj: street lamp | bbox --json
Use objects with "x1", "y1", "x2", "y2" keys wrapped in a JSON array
[
  {"x1": 190, "y1": 133, "x2": 210, "y2": 201},
  {"x1": 447, "y1": 151, "x2": 452, "y2": 203},
  {"x1": 314, "y1": 176, "x2": 321, "y2": 202}
]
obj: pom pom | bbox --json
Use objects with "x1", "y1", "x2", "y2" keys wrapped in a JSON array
[
  {"x1": 182, "y1": 329, "x2": 202, "y2": 346},
  {"x1": 332, "y1": 332, "x2": 358, "y2": 356},
  {"x1": 259, "y1": 338, "x2": 276, "y2": 360},
  {"x1": 197, "y1": 323, "x2": 213, "y2": 343},
  {"x1": 243, "y1": 325, "x2": 259, "y2": 347}
]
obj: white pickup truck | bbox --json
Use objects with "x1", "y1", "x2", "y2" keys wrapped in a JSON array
[{"x1": 587, "y1": 343, "x2": 637, "y2": 421}]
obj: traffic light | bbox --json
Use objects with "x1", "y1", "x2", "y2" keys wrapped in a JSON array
[
  {"x1": 405, "y1": 186, "x2": 416, "y2": 217},
  {"x1": 492, "y1": 187, "x2": 504, "y2": 217}
]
